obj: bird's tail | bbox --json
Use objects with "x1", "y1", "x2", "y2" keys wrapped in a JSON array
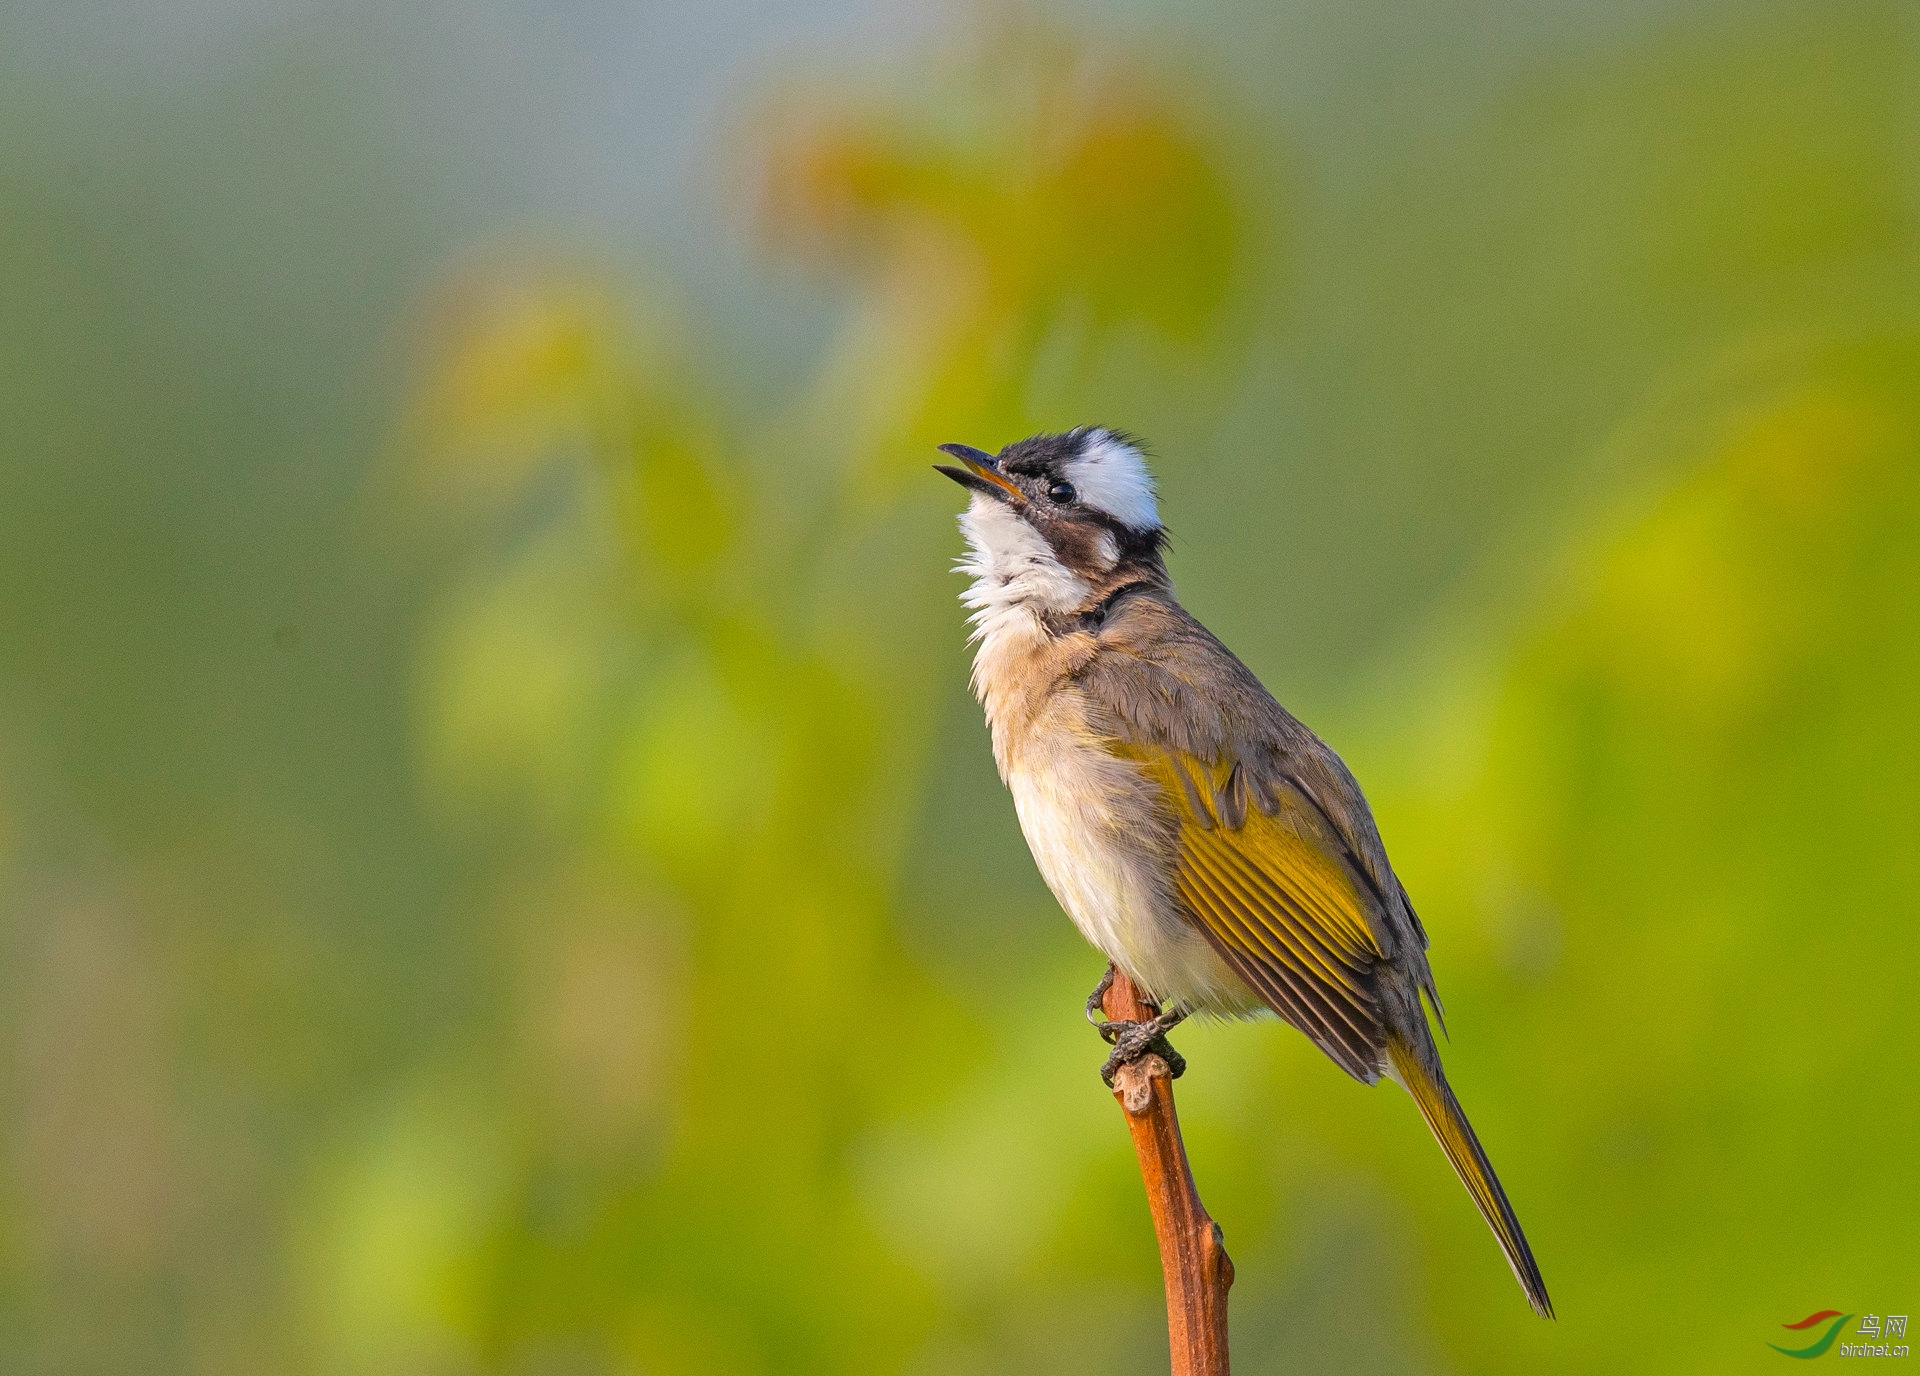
[{"x1": 1387, "y1": 1035, "x2": 1554, "y2": 1318}]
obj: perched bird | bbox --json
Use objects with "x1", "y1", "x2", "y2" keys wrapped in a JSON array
[{"x1": 935, "y1": 427, "x2": 1552, "y2": 1318}]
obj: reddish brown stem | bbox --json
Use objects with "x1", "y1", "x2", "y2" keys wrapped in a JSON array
[{"x1": 1103, "y1": 970, "x2": 1233, "y2": 1376}]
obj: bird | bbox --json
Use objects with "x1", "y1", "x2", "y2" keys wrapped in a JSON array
[{"x1": 934, "y1": 427, "x2": 1552, "y2": 1319}]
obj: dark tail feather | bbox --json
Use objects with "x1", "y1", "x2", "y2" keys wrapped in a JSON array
[{"x1": 1388, "y1": 1037, "x2": 1554, "y2": 1318}]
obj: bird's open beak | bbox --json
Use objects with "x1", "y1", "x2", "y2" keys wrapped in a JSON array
[{"x1": 934, "y1": 443, "x2": 1023, "y2": 503}]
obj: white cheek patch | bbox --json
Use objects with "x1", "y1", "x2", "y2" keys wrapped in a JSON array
[{"x1": 1065, "y1": 430, "x2": 1160, "y2": 531}]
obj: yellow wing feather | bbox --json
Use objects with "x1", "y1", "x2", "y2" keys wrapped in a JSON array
[{"x1": 1118, "y1": 744, "x2": 1392, "y2": 1079}]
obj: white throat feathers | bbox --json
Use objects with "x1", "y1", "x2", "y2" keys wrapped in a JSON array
[{"x1": 956, "y1": 497, "x2": 1088, "y2": 644}]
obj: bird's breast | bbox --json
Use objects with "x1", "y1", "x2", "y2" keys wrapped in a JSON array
[
  {"x1": 1004, "y1": 724, "x2": 1167, "y2": 946},
  {"x1": 999, "y1": 712, "x2": 1253, "y2": 1016}
]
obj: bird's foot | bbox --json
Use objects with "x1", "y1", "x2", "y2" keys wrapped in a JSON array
[
  {"x1": 1098, "y1": 990, "x2": 1182, "y2": 1082},
  {"x1": 1099, "y1": 1013, "x2": 1188, "y2": 1087}
]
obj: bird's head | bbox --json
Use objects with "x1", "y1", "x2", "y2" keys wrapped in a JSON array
[{"x1": 936, "y1": 429, "x2": 1167, "y2": 612}]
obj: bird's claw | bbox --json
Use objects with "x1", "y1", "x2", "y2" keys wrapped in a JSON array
[
  {"x1": 1098, "y1": 1019, "x2": 1188, "y2": 1086},
  {"x1": 1085, "y1": 965, "x2": 1116, "y2": 1026},
  {"x1": 1085, "y1": 965, "x2": 1188, "y2": 1086}
]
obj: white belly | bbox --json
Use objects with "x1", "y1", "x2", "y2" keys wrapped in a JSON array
[{"x1": 1005, "y1": 740, "x2": 1254, "y2": 1016}]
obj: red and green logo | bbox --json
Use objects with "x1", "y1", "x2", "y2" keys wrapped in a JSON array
[{"x1": 1770, "y1": 1311, "x2": 1852, "y2": 1359}]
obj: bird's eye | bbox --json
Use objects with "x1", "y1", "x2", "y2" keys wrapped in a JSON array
[{"x1": 1048, "y1": 481, "x2": 1077, "y2": 504}]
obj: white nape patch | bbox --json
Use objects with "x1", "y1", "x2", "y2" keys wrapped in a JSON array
[
  {"x1": 955, "y1": 495, "x2": 1089, "y2": 647},
  {"x1": 1064, "y1": 430, "x2": 1159, "y2": 531}
]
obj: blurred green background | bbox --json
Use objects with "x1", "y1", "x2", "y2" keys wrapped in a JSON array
[{"x1": 1, "y1": 0, "x2": 1916, "y2": 1371}]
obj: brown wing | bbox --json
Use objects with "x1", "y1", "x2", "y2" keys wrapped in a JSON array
[{"x1": 1118, "y1": 745, "x2": 1392, "y2": 1081}]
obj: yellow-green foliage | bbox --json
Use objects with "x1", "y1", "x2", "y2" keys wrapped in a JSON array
[{"x1": 0, "y1": 4, "x2": 1914, "y2": 1374}]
